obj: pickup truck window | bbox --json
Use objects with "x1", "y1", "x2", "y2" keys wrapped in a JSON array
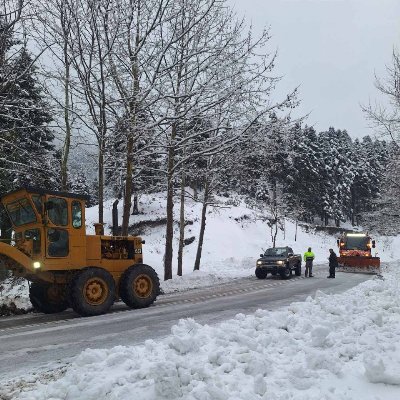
[{"x1": 264, "y1": 247, "x2": 287, "y2": 256}]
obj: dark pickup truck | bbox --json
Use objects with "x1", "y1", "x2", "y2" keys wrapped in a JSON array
[{"x1": 255, "y1": 246, "x2": 302, "y2": 279}]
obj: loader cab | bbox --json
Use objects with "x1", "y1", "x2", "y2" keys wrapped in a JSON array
[{"x1": 0, "y1": 188, "x2": 88, "y2": 268}]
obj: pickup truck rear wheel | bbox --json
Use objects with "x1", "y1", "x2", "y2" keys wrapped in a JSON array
[
  {"x1": 280, "y1": 266, "x2": 292, "y2": 280},
  {"x1": 29, "y1": 282, "x2": 68, "y2": 314},
  {"x1": 295, "y1": 263, "x2": 302, "y2": 276},
  {"x1": 255, "y1": 268, "x2": 268, "y2": 279}
]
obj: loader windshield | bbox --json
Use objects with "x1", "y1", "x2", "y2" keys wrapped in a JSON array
[
  {"x1": 6, "y1": 198, "x2": 37, "y2": 227},
  {"x1": 344, "y1": 236, "x2": 369, "y2": 250}
]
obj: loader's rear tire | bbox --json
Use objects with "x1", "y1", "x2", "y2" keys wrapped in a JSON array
[
  {"x1": 295, "y1": 263, "x2": 302, "y2": 276},
  {"x1": 69, "y1": 267, "x2": 115, "y2": 317},
  {"x1": 119, "y1": 264, "x2": 159, "y2": 309},
  {"x1": 29, "y1": 282, "x2": 68, "y2": 314},
  {"x1": 255, "y1": 268, "x2": 268, "y2": 279}
]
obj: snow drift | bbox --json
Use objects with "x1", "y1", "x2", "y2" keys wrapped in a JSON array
[{"x1": 11, "y1": 264, "x2": 400, "y2": 400}]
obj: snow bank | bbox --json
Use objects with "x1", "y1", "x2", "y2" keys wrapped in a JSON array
[
  {"x1": 0, "y1": 277, "x2": 32, "y2": 315},
  {"x1": 12, "y1": 264, "x2": 400, "y2": 400}
]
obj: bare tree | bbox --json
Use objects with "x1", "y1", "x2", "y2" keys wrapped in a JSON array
[
  {"x1": 64, "y1": 0, "x2": 119, "y2": 223},
  {"x1": 154, "y1": 3, "x2": 297, "y2": 277},
  {"x1": 104, "y1": 0, "x2": 169, "y2": 235},
  {"x1": 362, "y1": 50, "x2": 400, "y2": 146},
  {"x1": 32, "y1": 0, "x2": 78, "y2": 190}
]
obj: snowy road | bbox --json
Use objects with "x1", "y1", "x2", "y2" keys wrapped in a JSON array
[{"x1": 0, "y1": 267, "x2": 371, "y2": 383}]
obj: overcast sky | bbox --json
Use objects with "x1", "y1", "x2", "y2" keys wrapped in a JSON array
[{"x1": 229, "y1": 0, "x2": 400, "y2": 138}]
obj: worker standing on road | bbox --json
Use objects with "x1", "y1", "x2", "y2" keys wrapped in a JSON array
[
  {"x1": 327, "y1": 248, "x2": 338, "y2": 278},
  {"x1": 303, "y1": 247, "x2": 315, "y2": 277}
]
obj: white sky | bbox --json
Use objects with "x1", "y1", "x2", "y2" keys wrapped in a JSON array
[{"x1": 229, "y1": 0, "x2": 400, "y2": 138}]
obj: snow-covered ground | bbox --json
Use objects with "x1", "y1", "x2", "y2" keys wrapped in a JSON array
[
  {"x1": 6, "y1": 264, "x2": 400, "y2": 400},
  {"x1": 1, "y1": 192, "x2": 399, "y2": 310}
]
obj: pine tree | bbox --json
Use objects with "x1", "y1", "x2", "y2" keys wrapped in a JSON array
[
  {"x1": 0, "y1": 32, "x2": 58, "y2": 192},
  {"x1": 286, "y1": 125, "x2": 324, "y2": 222}
]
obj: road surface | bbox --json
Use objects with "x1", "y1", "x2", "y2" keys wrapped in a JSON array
[{"x1": 0, "y1": 268, "x2": 371, "y2": 383}]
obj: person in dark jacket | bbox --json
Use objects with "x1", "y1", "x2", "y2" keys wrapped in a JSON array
[{"x1": 327, "y1": 248, "x2": 338, "y2": 278}]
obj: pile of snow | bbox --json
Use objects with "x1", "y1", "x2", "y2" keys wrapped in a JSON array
[
  {"x1": 0, "y1": 277, "x2": 31, "y2": 316},
  {"x1": 10, "y1": 264, "x2": 400, "y2": 400}
]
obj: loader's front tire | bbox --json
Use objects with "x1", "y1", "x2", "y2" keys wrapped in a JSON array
[
  {"x1": 69, "y1": 267, "x2": 115, "y2": 317},
  {"x1": 29, "y1": 282, "x2": 68, "y2": 314},
  {"x1": 119, "y1": 264, "x2": 159, "y2": 309}
]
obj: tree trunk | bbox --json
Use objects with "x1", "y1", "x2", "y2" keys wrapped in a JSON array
[
  {"x1": 193, "y1": 185, "x2": 198, "y2": 201},
  {"x1": 121, "y1": 134, "x2": 134, "y2": 235},
  {"x1": 98, "y1": 144, "x2": 104, "y2": 224},
  {"x1": 122, "y1": 3, "x2": 140, "y2": 235},
  {"x1": 351, "y1": 186, "x2": 356, "y2": 226},
  {"x1": 60, "y1": 55, "x2": 71, "y2": 191},
  {"x1": 132, "y1": 194, "x2": 139, "y2": 215},
  {"x1": 177, "y1": 171, "x2": 186, "y2": 276},
  {"x1": 194, "y1": 180, "x2": 209, "y2": 271},
  {"x1": 272, "y1": 220, "x2": 278, "y2": 248},
  {"x1": 0, "y1": 206, "x2": 11, "y2": 280},
  {"x1": 164, "y1": 145, "x2": 175, "y2": 280},
  {"x1": 0, "y1": 206, "x2": 11, "y2": 241}
]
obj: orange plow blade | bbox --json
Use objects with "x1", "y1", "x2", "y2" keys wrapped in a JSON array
[{"x1": 337, "y1": 256, "x2": 380, "y2": 274}]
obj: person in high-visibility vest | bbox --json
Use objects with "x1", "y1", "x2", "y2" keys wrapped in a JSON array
[{"x1": 303, "y1": 247, "x2": 315, "y2": 277}]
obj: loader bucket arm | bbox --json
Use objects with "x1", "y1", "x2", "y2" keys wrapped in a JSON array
[{"x1": 0, "y1": 241, "x2": 35, "y2": 274}]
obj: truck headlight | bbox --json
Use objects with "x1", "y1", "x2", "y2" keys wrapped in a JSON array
[
  {"x1": 33, "y1": 261, "x2": 41, "y2": 269},
  {"x1": 276, "y1": 261, "x2": 284, "y2": 265},
  {"x1": 257, "y1": 260, "x2": 262, "y2": 266}
]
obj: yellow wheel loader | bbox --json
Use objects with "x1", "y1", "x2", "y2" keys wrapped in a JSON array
[{"x1": 0, "y1": 187, "x2": 159, "y2": 316}]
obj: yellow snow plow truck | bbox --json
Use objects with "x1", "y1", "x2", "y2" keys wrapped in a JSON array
[
  {"x1": 0, "y1": 187, "x2": 159, "y2": 316},
  {"x1": 337, "y1": 232, "x2": 380, "y2": 274}
]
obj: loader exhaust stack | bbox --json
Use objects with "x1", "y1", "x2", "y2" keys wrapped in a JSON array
[{"x1": 112, "y1": 199, "x2": 119, "y2": 236}]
